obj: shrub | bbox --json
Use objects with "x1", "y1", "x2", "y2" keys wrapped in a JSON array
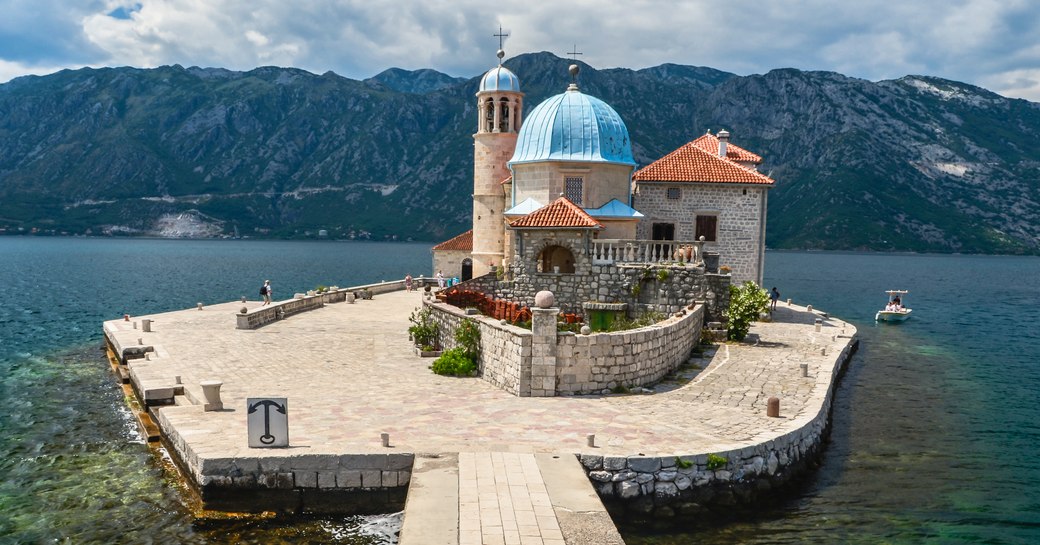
[
  {"x1": 455, "y1": 318, "x2": 481, "y2": 361},
  {"x1": 724, "y1": 281, "x2": 770, "y2": 341},
  {"x1": 706, "y1": 453, "x2": 728, "y2": 470},
  {"x1": 657, "y1": 268, "x2": 671, "y2": 282},
  {"x1": 431, "y1": 347, "x2": 477, "y2": 376},
  {"x1": 408, "y1": 306, "x2": 439, "y2": 349}
]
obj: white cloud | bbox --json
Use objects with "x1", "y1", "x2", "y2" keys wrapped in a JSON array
[{"x1": 1, "y1": 0, "x2": 1040, "y2": 101}]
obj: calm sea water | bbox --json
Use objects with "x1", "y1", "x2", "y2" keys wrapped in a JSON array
[{"x1": 0, "y1": 238, "x2": 1037, "y2": 544}]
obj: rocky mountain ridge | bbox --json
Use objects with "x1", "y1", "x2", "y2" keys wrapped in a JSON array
[{"x1": 0, "y1": 52, "x2": 1037, "y2": 254}]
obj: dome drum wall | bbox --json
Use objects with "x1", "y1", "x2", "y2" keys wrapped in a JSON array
[{"x1": 511, "y1": 162, "x2": 633, "y2": 211}]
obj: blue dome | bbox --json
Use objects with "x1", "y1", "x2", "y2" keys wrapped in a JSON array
[
  {"x1": 479, "y1": 65, "x2": 521, "y2": 93},
  {"x1": 509, "y1": 89, "x2": 635, "y2": 166}
]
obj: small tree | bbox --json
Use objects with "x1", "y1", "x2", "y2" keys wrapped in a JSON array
[
  {"x1": 432, "y1": 318, "x2": 481, "y2": 376},
  {"x1": 724, "y1": 281, "x2": 770, "y2": 341}
]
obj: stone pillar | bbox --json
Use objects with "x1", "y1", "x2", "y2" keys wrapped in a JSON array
[{"x1": 529, "y1": 290, "x2": 558, "y2": 397}]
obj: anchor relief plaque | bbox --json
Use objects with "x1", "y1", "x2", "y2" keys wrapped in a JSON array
[{"x1": 247, "y1": 397, "x2": 289, "y2": 448}]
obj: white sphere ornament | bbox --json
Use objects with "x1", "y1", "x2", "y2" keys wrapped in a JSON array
[{"x1": 534, "y1": 291, "x2": 555, "y2": 308}]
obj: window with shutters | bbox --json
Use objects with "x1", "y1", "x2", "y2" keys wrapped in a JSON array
[
  {"x1": 564, "y1": 176, "x2": 583, "y2": 204},
  {"x1": 695, "y1": 214, "x2": 718, "y2": 242}
]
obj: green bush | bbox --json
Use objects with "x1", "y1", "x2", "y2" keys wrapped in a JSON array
[
  {"x1": 455, "y1": 318, "x2": 481, "y2": 360},
  {"x1": 431, "y1": 347, "x2": 477, "y2": 376},
  {"x1": 706, "y1": 453, "x2": 728, "y2": 470},
  {"x1": 408, "y1": 306, "x2": 439, "y2": 349},
  {"x1": 724, "y1": 281, "x2": 770, "y2": 341}
]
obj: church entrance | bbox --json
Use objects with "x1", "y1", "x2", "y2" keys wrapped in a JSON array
[
  {"x1": 539, "y1": 245, "x2": 575, "y2": 274},
  {"x1": 651, "y1": 222, "x2": 675, "y2": 240},
  {"x1": 461, "y1": 258, "x2": 473, "y2": 281}
]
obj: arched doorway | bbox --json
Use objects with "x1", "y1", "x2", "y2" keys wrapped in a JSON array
[
  {"x1": 461, "y1": 258, "x2": 473, "y2": 281},
  {"x1": 538, "y1": 245, "x2": 575, "y2": 274}
]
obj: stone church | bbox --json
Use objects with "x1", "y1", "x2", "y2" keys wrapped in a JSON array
[{"x1": 432, "y1": 49, "x2": 774, "y2": 311}]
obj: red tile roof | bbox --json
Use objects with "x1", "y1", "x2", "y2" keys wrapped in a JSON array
[
  {"x1": 633, "y1": 137, "x2": 774, "y2": 185},
  {"x1": 691, "y1": 133, "x2": 762, "y2": 163},
  {"x1": 509, "y1": 197, "x2": 603, "y2": 229},
  {"x1": 431, "y1": 229, "x2": 472, "y2": 251}
]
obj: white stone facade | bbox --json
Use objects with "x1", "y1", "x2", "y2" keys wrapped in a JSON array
[
  {"x1": 635, "y1": 183, "x2": 768, "y2": 285},
  {"x1": 512, "y1": 162, "x2": 634, "y2": 210}
]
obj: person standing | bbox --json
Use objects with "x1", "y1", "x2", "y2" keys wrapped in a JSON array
[
  {"x1": 770, "y1": 286, "x2": 780, "y2": 311},
  {"x1": 436, "y1": 270, "x2": 445, "y2": 289},
  {"x1": 261, "y1": 280, "x2": 272, "y2": 306},
  {"x1": 404, "y1": 274, "x2": 414, "y2": 291}
]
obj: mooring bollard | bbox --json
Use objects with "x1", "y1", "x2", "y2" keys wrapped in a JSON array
[
  {"x1": 806, "y1": 304, "x2": 813, "y2": 312},
  {"x1": 175, "y1": 375, "x2": 182, "y2": 385},
  {"x1": 201, "y1": 380, "x2": 223, "y2": 411},
  {"x1": 141, "y1": 319, "x2": 152, "y2": 332},
  {"x1": 197, "y1": 302, "x2": 204, "y2": 310},
  {"x1": 786, "y1": 298, "x2": 792, "y2": 306},
  {"x1": 814, "y1": 318, "x2": 822, "y2": 332},
  {"x1": 587, "y1": 434, "x2": 596, "y2": 448},
  {"x1": 381, "y1": 432, "x2": 390, "y2": 447},
  {"x1": 241, "y1": 296, "x2": 247, "y2": 303},
  {"x1": 800, "y1": 363, "x2": 808, "y2": 377},
  {"x1": 767, "y1": 397, "x2": 780, "y2": 417},
  {"x1": 132, "y1": 321, "x2": 138, "y2": 330}
]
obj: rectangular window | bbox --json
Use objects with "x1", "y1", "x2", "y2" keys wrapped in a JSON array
[
  {"x1": 565, "y1": 176, "x2": 583, "y2": 204},
  {"x1": 695, "y1": 214, "x2": 718, "y2": 242},
  {"x1": 666, "y1": 187, "x2": 681, "y2": 200}
]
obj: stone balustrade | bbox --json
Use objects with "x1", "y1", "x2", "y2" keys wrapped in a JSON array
[{"x1": 592, "y1": 238, "x2": 705, "y2": 266}]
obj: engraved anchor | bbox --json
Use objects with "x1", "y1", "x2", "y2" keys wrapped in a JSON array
[{"x1": 248, "y1": 399, "x2": 286, "y2": 445}]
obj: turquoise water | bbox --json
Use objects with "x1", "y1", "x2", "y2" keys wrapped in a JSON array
[{"x1": 1, "y1": 239, "x2": 1037, "y2": 544}]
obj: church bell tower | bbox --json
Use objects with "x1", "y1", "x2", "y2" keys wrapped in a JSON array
[{"x1": 472, "y1": 45, "x2": 523, "y2": 277}]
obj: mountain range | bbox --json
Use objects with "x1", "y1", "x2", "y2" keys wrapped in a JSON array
[{"x1": 1, "y1": 51, "x2": 1037, "y2": 254}]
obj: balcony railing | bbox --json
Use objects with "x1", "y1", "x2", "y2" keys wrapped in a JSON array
[{"x1": 591, "y1": 239, "x2": 705, "y2": 266}]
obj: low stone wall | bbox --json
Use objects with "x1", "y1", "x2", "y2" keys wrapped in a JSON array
[
  {"x1": 556, "y1": 305, "x2": 704, "y2": 395},
  {"x1": 236, "y1": 280, "x2": 411, "y2": 330},
  {"x1": 425, "y1": 300, "x2": 530, "y2": 396},
  {"x1": 577, "y1": 335, "x2": 859, "y2": 519},
  {"x1": 426, "y1": 299, "x2": 704, "y2": 397}
]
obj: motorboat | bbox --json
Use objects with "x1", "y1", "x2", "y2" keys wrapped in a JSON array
[{"x1": 876, "y1": 290, "x2": 912, "y2": 322}]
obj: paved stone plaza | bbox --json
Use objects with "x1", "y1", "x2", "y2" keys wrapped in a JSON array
[
  {"x1": 116, "y1": 291, "x2": 853, "y2": 458},
  {"x1": 108, "y1": 290, "x2": 856, "y2": 544}
]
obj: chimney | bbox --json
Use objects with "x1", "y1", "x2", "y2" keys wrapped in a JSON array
[{"x1": 717, "y1": 129, "x2": 730, "y2": 158}]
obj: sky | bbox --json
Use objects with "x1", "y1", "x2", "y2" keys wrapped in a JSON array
[{"x1": 2, "y1": 0, "x2": 1040, "y2": 101}]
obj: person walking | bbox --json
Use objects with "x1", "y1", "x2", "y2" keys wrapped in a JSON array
[
  {"x1": 770, "y1": 286, "x2": 780, "y2": 311},
  {"x1": 261, "y1": 280, "x2": 272, "y2": 306}
]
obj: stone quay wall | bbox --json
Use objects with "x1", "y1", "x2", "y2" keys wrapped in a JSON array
[
  {"x1": 426, "y1": 298, "x2": 704, "y2": 397},
  {"x1": 153, "y1": 405, "x2": 412, "y2": 513},
  {"x1": 576, "y1": 335, "x2": 859, "y2": 518}
]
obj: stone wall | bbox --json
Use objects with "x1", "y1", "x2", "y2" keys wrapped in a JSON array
[
  {"x1": 555, "y1": 305, "x2": 704, "y2": 395},
  {"x1": 577, "y1": 336, "x2": 859, "y2": 518},
  {"x1": 426, "y1": 298, "x2": 706, "y2": 397},
  {"x1": 635, "y1": 183, "x2": 767, "y2": 285},
  {"x1": 424, "y1": 300, "x2": 530, "y2": 396},
  {"x1": 432, "y1": 249, "x2": 470, "y2": 281}
]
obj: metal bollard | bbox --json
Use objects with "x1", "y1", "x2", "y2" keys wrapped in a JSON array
[
  {"x1": 381, "y1": 432, "x2": 390, "y2": 447},
  {"x1": 814, "y1": 318, "x2": 822, "y2": 332},
  {"x1": 587, "y1": 434, "x2": 596, "y2": 448},
  {"x1": 800, "y1": 363, "x2": 808, "y2": 377},
  {"x1": 767, "y1": 397, "x2": 780, "y2": 417}
]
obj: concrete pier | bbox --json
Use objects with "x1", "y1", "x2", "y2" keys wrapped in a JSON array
[{"x1": 104, "y1": 287, "x2": 857, "y2": 542}]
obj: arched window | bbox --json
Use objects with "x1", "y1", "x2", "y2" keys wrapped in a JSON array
[
  {"x1": 484, "y1": 98, "x2": 495, "y2": 132},
  {"x1": 538, "y1": 245, "x2": 576, "y2": 274},
  {"x1": 499, "y1": 97, "x2": 510, "y2": 132}
]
